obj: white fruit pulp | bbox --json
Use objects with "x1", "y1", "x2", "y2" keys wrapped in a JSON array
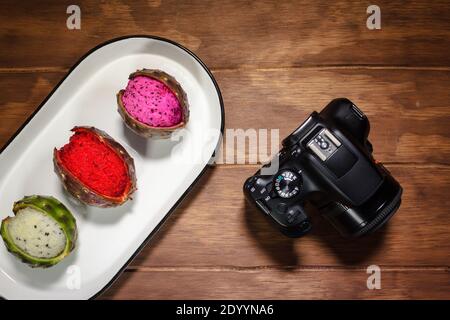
[{"x1": 7, "y1": 207, "x2": 66, "y2": 259}]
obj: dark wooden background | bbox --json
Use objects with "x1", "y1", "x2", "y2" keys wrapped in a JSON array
[{"x1": 0, "y1": 0, "x2": 449, "y2": 299}]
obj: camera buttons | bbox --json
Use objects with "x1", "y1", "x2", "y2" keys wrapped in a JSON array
[
  {"x1": 290, "y1": 146, "x2": 302, "y2": 157},
  {"x1": 287, "y1": 209, "x2": 299, "y2": 223},
  {"x1": 277, "y1": 203, "x2": 288, "y2": 214}
]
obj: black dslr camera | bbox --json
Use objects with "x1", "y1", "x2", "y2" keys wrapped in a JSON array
[{"x1": 244, "y1": 98, "x2": 402, "y2": 238}]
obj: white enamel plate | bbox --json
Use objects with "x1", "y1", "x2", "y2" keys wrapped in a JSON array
[{"x1": 0, "y1": 36, "x2": 224, "y2": 299}]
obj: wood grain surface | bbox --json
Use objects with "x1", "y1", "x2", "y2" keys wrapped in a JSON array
[
  {"x1": 101, "y1": 268, "x2": 449, "y2": 299},
  {"x1": 0, "y1": 0, "x2": 449, "y2": 299}
]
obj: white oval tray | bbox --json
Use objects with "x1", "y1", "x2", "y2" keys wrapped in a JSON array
[{"x1": 0, "y1": 36, "x2": 224, "y2": 299}]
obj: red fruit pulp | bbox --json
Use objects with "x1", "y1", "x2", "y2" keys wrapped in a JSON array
[{"x1": 57, "y1": 130, "x2": 130, "y2": 198}]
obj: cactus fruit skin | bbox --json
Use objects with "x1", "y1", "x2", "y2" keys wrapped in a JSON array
[
  {"x1": 117, "y1": 69, "x2": 189, "y2": 138},
  {"x1": 0, "y1": 195, "x2": 77, "y2": 268},
  {"x1": 54, "y1": 126, "x2": 137, "y2": 208}
]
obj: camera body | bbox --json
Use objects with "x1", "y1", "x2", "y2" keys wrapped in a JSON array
[{"x1": 243, "y1": 98, "x2": 402, "y2": 238}]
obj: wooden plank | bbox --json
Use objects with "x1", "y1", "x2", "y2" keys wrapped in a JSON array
[
  {"x1": 0, "y1": 73, "x2": 64, "y2": 148},
  {"x1": 215, "y1": 68, "x2": 450, "y2": 164},
  {"x1": 0, "y1": 0, "x2": 449, "y2": 69},
  {"x1": 101, "y1": 268, "x2": 449, "y2": 299},
  {"x1": 129, "y1": 165, "x2": 450, "y2": 267},
  {"x1": 1, "y1": 69, "x2": 449, "y2": 163}
]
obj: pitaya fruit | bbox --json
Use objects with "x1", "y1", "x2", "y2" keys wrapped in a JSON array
[
  {"x1": 117, "y1": 69, "x2": 189, "y2": 138},
  {"x1": 0, "y1": 195, "x2": 77, "y2": 268},
  {"x1": 54, "y1": 126, "x2": 137, "y2": 208}
]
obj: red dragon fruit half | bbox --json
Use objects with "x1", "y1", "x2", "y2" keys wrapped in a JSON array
[
  {"x1": 117, "y1": 69, "x2": 189, "y2": 138},
  {"x1": 53, "y1": 126, "x2": 137, "y2": 208}
]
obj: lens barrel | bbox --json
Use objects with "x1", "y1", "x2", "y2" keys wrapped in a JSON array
[{"x1": 319, "y1": 174, "x2": 402, "y2": 237}]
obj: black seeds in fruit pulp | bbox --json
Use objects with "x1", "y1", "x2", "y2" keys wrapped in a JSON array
[
  {"x1": 45, "y1": 232, "x2": 49, "y2": 236},
  {"x1": 34, "y1": 225, "x2": 37, "y2": 229}
]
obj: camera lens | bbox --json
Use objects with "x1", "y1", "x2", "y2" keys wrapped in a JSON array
[{"x1": 319, "y1": 175, "x2": 402, "y2": 237}]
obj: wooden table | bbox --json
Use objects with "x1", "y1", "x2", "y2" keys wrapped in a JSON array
[{"x1": 0, "y1": 0, "x2": 449, "y2": 299}]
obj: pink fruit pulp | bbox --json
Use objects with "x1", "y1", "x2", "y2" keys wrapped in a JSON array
[{"x1": 121, "y1": 76, "x2": 183, "y2": 127}]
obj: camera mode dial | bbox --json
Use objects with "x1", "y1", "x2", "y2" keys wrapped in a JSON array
[{"x1": 274, "y1": 170, "x2": 301, "y2": 199}]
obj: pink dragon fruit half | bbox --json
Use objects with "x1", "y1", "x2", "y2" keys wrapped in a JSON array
[{"x1": 117, "y1": 69, "x2": 189, "y2": 138}]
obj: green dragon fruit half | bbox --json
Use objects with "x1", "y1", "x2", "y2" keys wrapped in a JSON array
[{"x1": 0, "y1": 195, "x2": 77, "y2": 268}]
